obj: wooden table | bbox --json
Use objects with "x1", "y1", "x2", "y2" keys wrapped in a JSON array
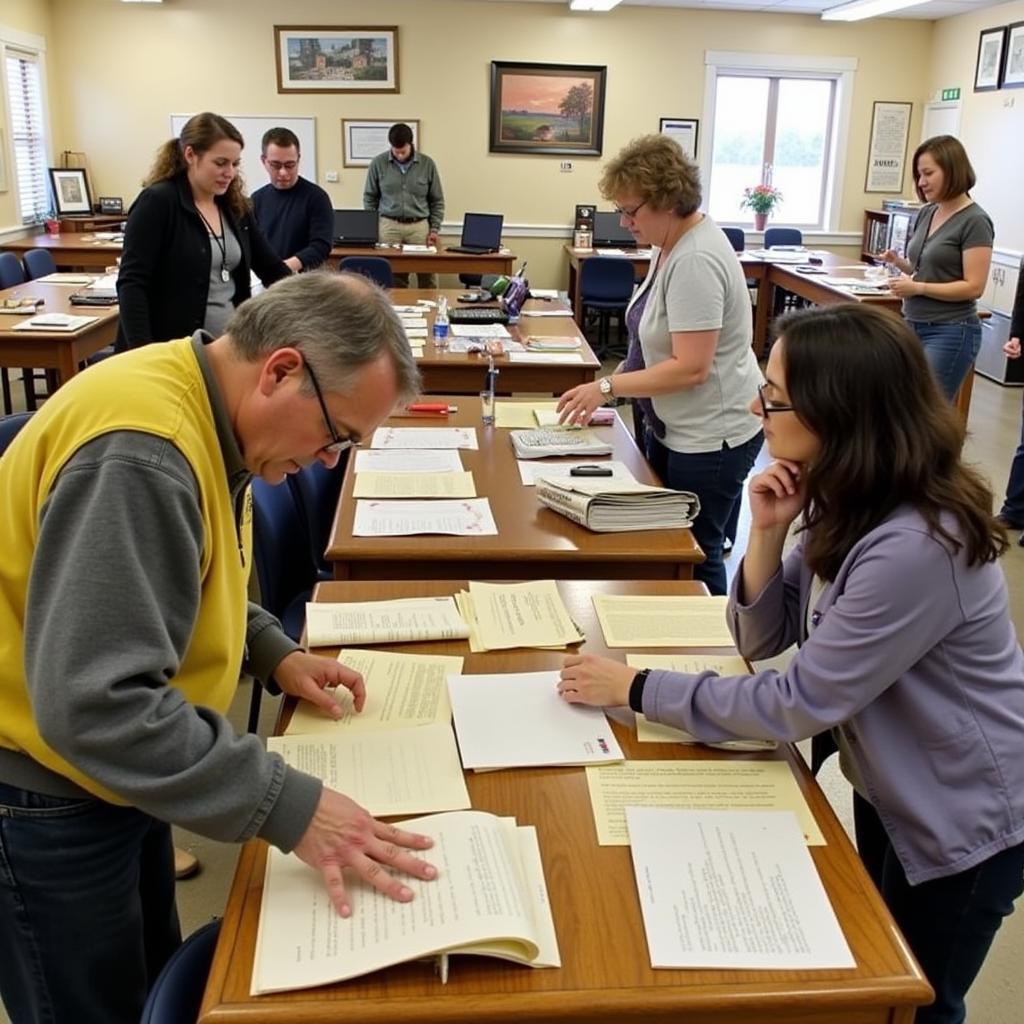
[
  {"x1": 199, "y1": 579, "x2": 932, "y2": 1024},
  {"x1": 326, "y1": 400, "x2": 703, "y2": 581},
  {"x1": 0, "y1": 281, "x2": 118, "y2": 384},
  {"x1": 2, "y1": 231, "x2": 122, "y2": 270},
  {"x1": 333, "y1": 245, "x2": 515, "y2": 278},
  {"x1": 395, "y1": 288, "x2": 601, "y2": 395}
]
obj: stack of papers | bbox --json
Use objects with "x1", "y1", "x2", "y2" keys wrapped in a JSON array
[
  {"x1": 535, "y1": 478, "x2": 699, "y2": 532},
  {"x1": 12, "y1": 313, "x2": 99, "y2": 332},
  {"x1": 454, "y1": 579, "x2": 585, "y2": 651},
  {"x1": 494, "y1": 401, "x2": 559, "y2": 429},
  {"x1": 524, "y1": 335, "x2": 582, "y2": 351},
  {"x1": 305, "y1": 596, "x2": 469, "y2": 647},
  {"x1": 592, "y1": 594, "x2": 732, "y2": 646}
]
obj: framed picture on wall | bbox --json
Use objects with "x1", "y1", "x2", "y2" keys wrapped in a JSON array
[
  {"x1": 864, "y1": 101, "x2": 912, "y2": 193},
  {"x1": 489, "y1": 61, "x2": 606, "y2": 156},
  {"x1": 274, "y1": 26, "x2": 399, "y2": 93},
  {"x1": 343, "y1": 119, "x2": 419, "y2": 167},
  {"x1": 974, "y1": 25, "x2": 1006, "y2": 92},
  {"x1": 48, "y1": 167, "x2": 92, "y2": 215},
  {"x1": 1002, "y1": 22, "x2": 1024, "y2": 88},
  {"x1": 659, "y1": 118, "x2": 698, "y2": 160}
]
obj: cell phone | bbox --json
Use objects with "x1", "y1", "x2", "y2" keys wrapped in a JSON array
[{"x1": 570, "y1": 464, "x2": 613, "y2": 477}]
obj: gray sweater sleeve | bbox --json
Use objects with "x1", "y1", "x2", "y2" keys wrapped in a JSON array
[{"x1": 23, "y1": 431, "x2": 320, "y2": 851}]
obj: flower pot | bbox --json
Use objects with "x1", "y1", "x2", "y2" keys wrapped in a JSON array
[{"x1": 754, "y1": 212, "x2": 768, "y2": 232}]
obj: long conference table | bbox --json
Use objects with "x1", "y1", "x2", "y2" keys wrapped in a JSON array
[
  {"x1": 326, "y1": 399, "x2": 703, "y2": 581},
  {"x1": 198, "y1": 578, "x2": 932, "y2": 1024}
]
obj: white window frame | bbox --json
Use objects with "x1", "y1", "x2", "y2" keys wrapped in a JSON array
[{"x1": 701, "y1": 51, "x2": 857, "y2": 234}]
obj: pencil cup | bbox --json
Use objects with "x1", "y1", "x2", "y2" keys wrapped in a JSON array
[{"x1": 480, "y1": 390, "x2": 495, "y2": 426}]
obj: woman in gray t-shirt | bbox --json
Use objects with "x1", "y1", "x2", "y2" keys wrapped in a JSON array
[{"x1": 883, "y1": 135, "x2": 993, "y2": 399}]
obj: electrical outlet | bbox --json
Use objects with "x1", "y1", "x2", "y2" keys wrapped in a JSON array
[
  {"x1": 560, "y1": 161, "x2": 573, "y2": 173},
  {"x1": 325, "y1": 170, "x2": 339, "y2": 183}
]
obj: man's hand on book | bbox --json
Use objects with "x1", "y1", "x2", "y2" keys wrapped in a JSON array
[
  {"x1": 273, "y1": 650, "x2": 366, "y2": 720},
  {"x1": 293, "y1": 790, "x2": 437, "y2": 918}
]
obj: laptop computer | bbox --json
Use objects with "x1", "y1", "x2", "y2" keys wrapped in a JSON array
[
  {"x1": 333, "y1": 209, "x2": 379, "y2": 247},
  {"x1": 593, "y1": 211, "x2": 637, "y2": 249},
  {"x1": 448, "y1": 212, "x2": 503, "y2": 254}
]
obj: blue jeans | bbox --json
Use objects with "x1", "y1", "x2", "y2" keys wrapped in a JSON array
[
  {"x1": 647, "y1": 432, "x2": 764, "y2": 595},
  {"x1": 854, "y1": 793, "x2": 1024, "y2": 1024},
  {"x1": 907, "y1": 318, "x2": 982, "y2": 401},
  {"x1": 0, "y1": 782, "x2": 181, "y2": 1024}
]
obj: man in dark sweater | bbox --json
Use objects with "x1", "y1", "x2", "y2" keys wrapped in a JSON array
[{"x1": 251, "y1": 127, "x2": 333, "y2": 273}]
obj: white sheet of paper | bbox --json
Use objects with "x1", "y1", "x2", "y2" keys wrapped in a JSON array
[
  {"x1": 450, "y1": 322, "x2": 511, "y2": 338},
  {"x1": 354, "y1": 498, "x2": 497, "y2": 536},
  {"x1": 448, "y1": 670, "x2": 623, "y2": 769},
  {"x1": 626, "y1": 808, "x2": 852, "y2": 969},
  {"x1": 528, "y1": 288, "x2": 560, "y2": 298},
  {"x1": 392, "y1": 305, "x2": 421, "y2": 312},
  {"x1": 401, "y1": 244, "x2": 435, "y2": 252},
  {"x1": 354, "y1": 449, "x2": 463, "y2": 473},
  {"x1": 516, "y1": 460, "x2": 634, "y2": 486},
  {"x1": 305, "y1": 596, "x2": 469, "y2": 647},
  {"x1": 404, "y1": 327, "x2": 428, "y2": 338},
  {"x1": 353, "y1": 471, "x2": 476, "y2": 498},
  {"x1": 593, "y1": 594, "x2": 733, "y2": 647},
  {"x1": 466, "y1": 580, "x2": 584, "y2": 650},
  {"x1": 371, "y1": 427, "x2": 479, "y2": 450},
  {"x1": 508, "y1": 353, "x2": 584, "y2": 364},
  {"x1": 399, "y1": 317, "x2": 428, "y2": 327},
  {"x1": 519, "y1": 309, "x2": 575, "y2": 318}
]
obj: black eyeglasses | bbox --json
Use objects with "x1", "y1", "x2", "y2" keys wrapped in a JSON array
[
  {"x1": 304, "y1": 362, "x2": 358, "y2": 454},
  {"x1": 757, "y1": 382, "x2": 794, "y2": 418},
  {"x1": 614, "y1": 200, "x2": 647, "y2": 219}
]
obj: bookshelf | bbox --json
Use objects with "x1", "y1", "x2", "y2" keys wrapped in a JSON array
[{"x1": 861, "y1": 210, "x2": 890, "y2": 262}]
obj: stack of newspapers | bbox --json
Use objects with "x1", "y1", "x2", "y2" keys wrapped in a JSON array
[{"x1": 535, "y1": 477, "x2": 699, "y2": 532}]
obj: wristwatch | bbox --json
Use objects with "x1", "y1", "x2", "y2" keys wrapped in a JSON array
[{"x1": 598, "y1": 376, "x2": 614, "y2": 398}]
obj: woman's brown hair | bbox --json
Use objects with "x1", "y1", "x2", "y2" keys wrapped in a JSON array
[
  {"x1": 143, "y1": 112, "x2": 249, "y2": 219},
  {"x1": 774, "y1": 303, "x2": 1006, "y2": 579},
  {"x1": 912, "y1": 134, "x2": 976, "y2": 202},
  {"x1": 599, "y1": 134, "x2": 702, "y2": 217}
]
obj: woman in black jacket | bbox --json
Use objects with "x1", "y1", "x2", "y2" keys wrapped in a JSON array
[{"x1": 116, "y1": 112, "x2": 290, "y2": 350}]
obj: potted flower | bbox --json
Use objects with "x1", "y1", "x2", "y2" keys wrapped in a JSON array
[{"x1": 739, "y1": 184, "x2": 783, "y2": 232}]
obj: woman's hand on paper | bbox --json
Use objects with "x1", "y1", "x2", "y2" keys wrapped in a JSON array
[
  {"x1": 748, "y1": 460, "x2": 806, "y2": 531},
  {"x1": 557, "y1": 381, "x2": 603, "y2": 426},
  {"x1": 558, "y1": 654, "x2": 634, "y2": 707},
  {"x1": 273, "y1": 651, "x2": 366, "y2": 720},
  {"x1": 293, "y1": 790, "x2": 436, "y2": 918}
]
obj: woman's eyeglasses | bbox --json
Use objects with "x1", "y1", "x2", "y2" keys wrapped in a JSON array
[
  {"x1": 305, "y1": 362, "x2": 359, "y2": 454},
  {"x1": 613, "y1": 200, "x2": 647, "y2": 220},
  {"x1": 757, "y1": 383, "x2": 794, "y2": 417}
]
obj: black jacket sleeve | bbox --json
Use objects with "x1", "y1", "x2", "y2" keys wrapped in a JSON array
[
  {"x1": 1012, "y1": 259, "x2": 1024, "y2": 341},
  {"x1": 294, "y1": 187, "x2": 334, "y2": 270},
  {"x1": 116, "y1": 187, "x2": 172, "y2": 348}
]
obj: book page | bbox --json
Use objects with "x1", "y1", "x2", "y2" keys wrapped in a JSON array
[
  {"x1": 267, "y1": 722, "x2": 470, "y2": 817},
  {"x1": 593, "y1": 594, "x2": 733, "y2": 646},
  {"x1": 285, "y1": 649, "x2": 464, "y2": 735},
  {"x1": 353, "y1": 498, "x2": 497, "y2": 537},
  {"x1": 354, "y1": 449, "x2": 463, "y2": 474},
  {"x1": 252, "y1": 810, "x2": 547, "y2": 994},
  {"x1": 627, "y1": 808, "x2": 852, "y2": 969},
  {"x1": 467, "y1": 580, "x2": 585, "y2": 650},
  {"x1": 371, "y1": 427, "x2": 479, "y2": 450},
  {"x1": 353, "y1": 471, "x2": 476, "y2": 498},
  {"x1": 516, "y1": 460, "x2": 634, "y2": 487},
  {"x1": 585, "y1": 760, "x2": 824, "y2": 846},
  {"x1": 494, "y1": 401, "x2": 559, "y2": 429},
  {"x1": 448, "y1": 670, "x2": 623, "y2": 769},
  {"x1": 305, "y1": 596, "x2": 469, "y2": 647}
]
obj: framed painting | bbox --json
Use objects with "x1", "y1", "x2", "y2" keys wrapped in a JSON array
[
  {"x1": 974, "y1": 25, "x2": 1006, "y2": 92},
  {"x1": 489, "y1": 61, "x2": 606, "y2": 156},
  {"x1": 1002, "y1": 22, "x2": 1024, "y2": 89},
  {"x1": 343, "y1": 119, "x2": 419, "y2": 167},
  {"x1": 274, "y1": 26, "x2": 399, "y2": 93},
  {"x1": 48, "y1": 167, "x2": 92, "y2": 215}
]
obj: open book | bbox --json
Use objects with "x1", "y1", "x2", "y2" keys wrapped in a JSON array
[
  {"x1": 252, "y1": 810, "x2": 560, "y2": 993},
  {"x1": 536, "y1": 478, "x2": 699, "y2": 532}
]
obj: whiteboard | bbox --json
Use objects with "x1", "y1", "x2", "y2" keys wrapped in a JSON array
[{"x1": 170, "y1": 115, "x2": 317, "y2": 195}]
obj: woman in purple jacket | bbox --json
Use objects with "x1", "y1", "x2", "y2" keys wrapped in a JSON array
[{"x1": 558, "y1": 303, "x2": 1024, "y2": 1024}]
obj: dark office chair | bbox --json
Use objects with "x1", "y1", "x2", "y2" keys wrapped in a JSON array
[
  {"x1": 459, "y1": 273, "x2": 483, "y2": 289},
  {"x1": 722, "y1": 227, "x2": 745, "y2": 253},
  {"x1": 139, "y1": 920, "x2": 221, "y2": 1024},
  {"x1": 339, "y1": 256, "x2": 394, "y2": 289},
  {"x1": 0, "y1": 411, "x2": 33, "y2": 456},
  {"x1": 287, "y1": 457, "x2": 348, "y2": 575},
  {"x1": 22, "y1": 248, "x2": 58, "y2": 280},
  {"x1": 0, "y1": 251, "x2": 24, "y2": 288},
  {"x1": 764, "y1": 227, "x2": 806, "y2": 319},
  {"x1": 579, "y1": 257, "x2": 635, "y2": 358},
  {"x1": 0, "y1": 254, "x2": 53, "y2": 412}
]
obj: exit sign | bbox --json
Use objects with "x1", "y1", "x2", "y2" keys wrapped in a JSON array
[{"x1": 941, "y1": 88, "x2": 961, "y2": 101}]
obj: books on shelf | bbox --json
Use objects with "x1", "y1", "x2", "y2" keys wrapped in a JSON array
[{"x1": 536, "y1": 478, "x2": 699, "y2": 532}]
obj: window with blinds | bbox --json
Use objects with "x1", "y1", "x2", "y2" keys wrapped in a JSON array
[{"x1": 5, "y1": 49, "x2": 50, "y2": 224}]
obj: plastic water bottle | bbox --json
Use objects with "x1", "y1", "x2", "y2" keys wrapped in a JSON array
[{"x1": 433, "y1": 295, "x2": 450, "y2": 351}]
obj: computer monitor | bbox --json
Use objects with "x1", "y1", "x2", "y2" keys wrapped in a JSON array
[
  {"x1": 593, "y1": 211, "x2": 637, "y2": 249},
  {"x1": 460, "y1": 212, "x2": 504, "y2": 250},
  {"x1": 333, "y1": 209, "x2": 379, "y2": 246}
]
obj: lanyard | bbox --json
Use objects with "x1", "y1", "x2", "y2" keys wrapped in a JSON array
[{"x1": 196, "y1": 207, "x2": 231, "y2": 283}]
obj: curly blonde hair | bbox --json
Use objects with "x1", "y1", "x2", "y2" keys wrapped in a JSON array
[{"x1": 599, "y1": 134, "x2": 702, "y2": 216}]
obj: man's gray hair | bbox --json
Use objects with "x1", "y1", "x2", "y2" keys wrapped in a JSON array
[{"x1": 226, "y1": 271, "x2": 420, "y2": 400}]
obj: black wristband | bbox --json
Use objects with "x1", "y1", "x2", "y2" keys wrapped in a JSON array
[{"x1": 628, "y1": 668, "x2": 650, "y2": 712}]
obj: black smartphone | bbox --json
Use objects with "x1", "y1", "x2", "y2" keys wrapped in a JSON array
[{"x1": 570, "y1": 465, "x2": 613, "y2": 477}]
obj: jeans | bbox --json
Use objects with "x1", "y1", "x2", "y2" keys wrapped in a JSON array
[
  {"x1": 999, "y1": 393, "x2": 1024, "y2": 526},
  {"x1": 0, "y1": 782, "x2": 181, "y2": 1024},
  {"x1": 906, "y1": 318, "x2": 982, "y2": 401},
  {"x1": 647, "y1": 431, "x2": 764, "y2": 595},
  {"x1": 853, "y1": 793, "x2": 1024, "y2": 1024}
]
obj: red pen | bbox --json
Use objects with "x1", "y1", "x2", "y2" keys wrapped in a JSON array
[{"x1": 406, "y1": 403, "x2": 458, "y2": 414}]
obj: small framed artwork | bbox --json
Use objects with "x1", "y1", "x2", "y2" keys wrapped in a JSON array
[
  {"x1": 48, "y1": 167, "x2": 92, "y2": 215},
  {"x1": 489, "y1": 61, "x2": 606, "y2": 156},
  {"x1": 342, "y1": 119, "x2": 419, "y2": 167},
  {"x1": 974, "y1": 25, "x2": 1007, "y2": 92},
  {"x1": 98, "y1": 196, "x2": 124, "y2": 215},
  {"x1": 864, "y1": 101, "x2": 912, "y2": 193},
  {"x1": 1002, "y1": 22, "x2": 1024, "y2": 89},
  {"x1": 659, "y1": 118, "x2": 698, "y2": 161},
  {"x1": 274, "y1": 26, "x2": 399, "y2": 93}
]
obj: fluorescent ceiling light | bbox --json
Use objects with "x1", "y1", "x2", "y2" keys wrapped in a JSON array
[
  {"x1": 822, "y1": 0, "x2": 930, "y2": 21},
  {"x1": 569, "y1": 0, "x2": 624, "y2": 11}
]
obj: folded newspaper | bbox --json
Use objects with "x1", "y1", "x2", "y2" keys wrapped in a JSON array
[{"x1": 535, "y1": 478, "x2": 699, "y2": 532}]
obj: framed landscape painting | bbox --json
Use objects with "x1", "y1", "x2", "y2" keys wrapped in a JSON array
[
  {"x1": 489, "y1": 61, "x2": 606, "y2": 156},
  {"x1": 275, "y1": 26, "x2": 399, "y2": 93}
]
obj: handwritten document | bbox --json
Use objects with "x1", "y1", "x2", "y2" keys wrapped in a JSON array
[
  {"x1": 353, "y1": 498, "x2": 497, "y2": 536},
  {"x1": 371, "y1": 427, "x2": 478, "y2": 450},
  {"x1": 353, "y1": 471, "x2": 476, "y2": 498},
  {"x1": 305, "y1": 596, "x2": 469, "y2": 647},
  {"x1": 593, "y1": 594, "x2": 733, "y2": 647}
]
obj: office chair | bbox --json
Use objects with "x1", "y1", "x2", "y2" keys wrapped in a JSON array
[
  {"x1": 339, "y1": 256, "x2": 394, "y2": 289},
  {"x1": 287, "y1": 457, "x2": 349, "y2": 575},
  {"x1": 579, "y1": 257, "x2": 635, "y2": 358},
  {"x1": 0, "y1": 254, "x2": 54, "y2": 412},
  {"x1": 0, "y1": 411, "x2": 33, "y2": 456},
  {"x1": 139, "y1": 920, "x2": 221, "y2": 1024},
  {"x1": 459, "y1": 273, "x2": 483, "y2": 289},
  {"x1": 0, "y1": 251, "x2": 25, "y2": 288},
  {"x1": 22, "y1": 248, "x2": 58, "y2": 280},
  {"x1": 764, "y1": 227, "x2": 806, "y2": 319},
  {"x1": 722, "y1": 227, "x2": 745, "y2": 253}
]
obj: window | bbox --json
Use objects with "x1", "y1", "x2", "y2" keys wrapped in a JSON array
[
  {"x1": 5, "y1": 47, "x2": 49, "y2": 224},
  {"x1": 702, "y1": 52, "x2": 856, "y2": 232}
]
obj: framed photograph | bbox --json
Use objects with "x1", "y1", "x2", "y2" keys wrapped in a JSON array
[
  {"x1": 864, "y1": 101, "x2": 912, "y2": 193},
  {"x1": 974, "y1": 26, "x2": 1006, "y2": 92},
  {"x1": 48, "y1": 167, "x2": 92, "y2": 215},
  {"x1": 343, "y1": 119, "x2": 419, "y2": 168},
  {"x1": 274, "y1": 26, "x2": 399, "y2": 93},
  {"x1": 489, "y1": 61, "x2": 606, "y2": 156},
  {"x1": 1002, "y1": 22, "x2": 1024, "y2": 88},
  {"x1": 659, "y1": 118, "x2": 698, "y2": 161}
]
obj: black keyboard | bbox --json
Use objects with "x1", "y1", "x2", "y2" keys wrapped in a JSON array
[
  {"x1": 448, "y1": 306, "x2": 509, "y2": 325},
  {"x1": 447, "y1": 246, "x2": 498, "y2": 255}
]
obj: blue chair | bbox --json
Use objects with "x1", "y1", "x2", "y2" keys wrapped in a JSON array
[
  {"x1": 139, "y1": 920, "x2": 220, "y2": 1024},
  {"x1": 0, "y1": 251, "x2": 26, "y2": 287},
  {"x1": 764, "y1": 227, "x2": 803, "y2": 249},
  {"x1": 339, "y1": 256, "x2": 394, "y2": 289},
  {"x1": 22, "y1": 248, "x2": 57, "y2": 280},
  {"x1": 579, "y1": 256, "x2": 635, "y2": 357},
  {"x1": 0, "y1": 411, "x2": 33, "y2": 456},
  {"x1": 287, "y1": 457, "x2": 348, "y2": 575},
  {"x1": 722, "y1": 226, "x2": 745, "y2": 253}
]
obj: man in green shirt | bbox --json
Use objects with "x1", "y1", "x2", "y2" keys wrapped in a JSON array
[{"x1": 363, "y1": 122, "x2": 445, "y2": 288}]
